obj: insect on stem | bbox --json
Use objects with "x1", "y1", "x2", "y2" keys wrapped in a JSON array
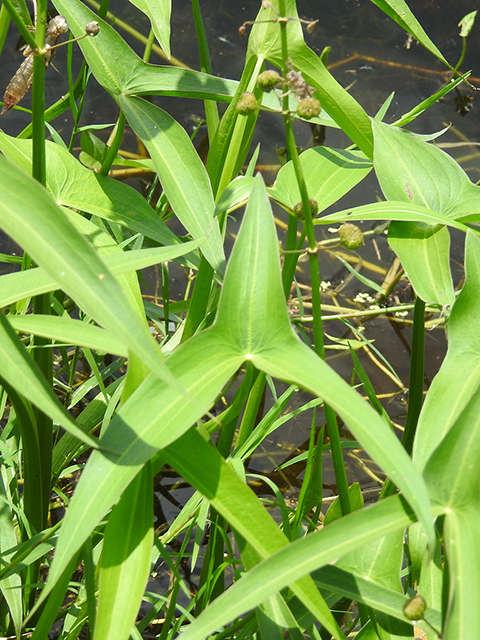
[{"x1": 1, "y1": 15, "x2": 68, "y2": 115}]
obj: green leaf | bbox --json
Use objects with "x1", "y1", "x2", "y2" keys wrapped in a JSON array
[
  {"x1": 9, "y1": 316, "x2": 127, "y2": 356},
  {"x1": 424, "y1": 382, "x2": 480, "y2": 509},
  {"x1": 52, "y1": 0, "x2": 144, "y2": 94},
  {"x1": 0, "y1": 132, "x2": 182, "y2": 248},
  {"x1": 442, "y1": 506, "x2": 480, "y2": 640},
  {"x1": 372, "y1": 120, "x2": 480, "y2": 219},
  {"x1": 30, "y1": 553, "x2": 82, "y2": 640},
  {"x1": 32, "y1": 331, "x2": 244, "y2": 612},
  {"x1": 325, "y1": 482, "x2": 364, "y2": 525},
  {"x1": 413, "y1": 232, "x2": 480, "y2": 472},
  {"x1": 129, "y1": 0, "x2": 171, "y2": 58},
  {"x1": 458, "y1": 11, "x2": 477, "y2": 38},
  {"x1": 215, "y1": 176, "x2": 254, "y2": 217},
  {"x1": 94, "y1": 467, "x2": 154, "y2": 640},
  {"x1": 319, "y1": 201, "x2": 470, "y2": 232},
  {"x1": 118, "y1": 95, "x2": 225, "y2": 275},
  {"x1": 271, "y1": 148, "x2": 372, "y2": 213},
  {"x1": 313, "y1": 565, "x2": 441, "y2": 635},
  {"x1": 252, "y1": 334, "x2": 434, "y2": 545},
  {"x1": 369, "y1": 0, "x2": 449, "y2": 66},
  {"x1": 288, "y1": 45, "x2": 374, "y2": 158},
  {"x1": 388, "y1": 222, "x2": 454, "y2": 306}
]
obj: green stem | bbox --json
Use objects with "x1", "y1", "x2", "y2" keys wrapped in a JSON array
[
  {"x1": 453, "y1": 36, "x2": 467, "y2": 74},
  {"x1": 142, "y1": 28, "x2": 155, "y2": 62}
]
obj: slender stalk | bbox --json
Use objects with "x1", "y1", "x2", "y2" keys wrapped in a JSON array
[{"x1": 142, "y1": 28, "x2": 155, "y2": 62}]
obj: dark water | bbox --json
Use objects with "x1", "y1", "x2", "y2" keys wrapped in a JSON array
[{"x1": 1, "y1": 0, "x2": 479, "y2": 501}]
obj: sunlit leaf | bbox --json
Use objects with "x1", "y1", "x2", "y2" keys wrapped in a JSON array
[{"x1": 129, "y1": 0, "x2": 171, "y2": 58}]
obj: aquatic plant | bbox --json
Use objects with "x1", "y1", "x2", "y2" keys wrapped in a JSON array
[{"x1": 0, "y1": 1, "x2": 479, "y2": 639}]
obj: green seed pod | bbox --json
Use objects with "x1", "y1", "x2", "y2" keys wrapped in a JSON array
[
  {"x1": 339, "y1": 223, "x2": 364, "y2": 250},
  {"x1": 403, "y1": 595, "x2": 427, "y2": 621},
  {"x1": 296, "y1": 97, "x2": 321, "y2": 119},
  {"x1": 236, "y1": 92, "x2": 258, "y2": 115},
  {"x1": 257, "y1": 70, "x2": 282, "y2": 92},
  {"x1": 293, "y1": 198, "x2": 319, "y2": 220}
]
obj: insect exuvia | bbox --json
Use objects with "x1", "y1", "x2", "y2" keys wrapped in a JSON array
[{"x1": 1, "y1": 15, "x2": 68, "y2": 115}]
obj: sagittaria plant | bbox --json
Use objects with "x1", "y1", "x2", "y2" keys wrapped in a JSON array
[{"x1": 0, "y1": 0, "x2": 479, "y2": 639}]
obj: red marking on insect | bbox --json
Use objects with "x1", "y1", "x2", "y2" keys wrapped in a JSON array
[{"x1": 405, "y1": 182, "x2": 413, "y2": 201}]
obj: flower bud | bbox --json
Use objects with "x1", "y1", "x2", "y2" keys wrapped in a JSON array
[
  {"x1": 403, "y1": 595, "x2": 427, "y2": 621},
  {"x1": 257, "y1": 70, "x2": 282, "y2": 92},
  {"x1": 236, "y1": 92, "x2": 258, "y2": 115},
  {"x1": 339, "y1": 223, "x2": 364, "y2": 250},
  {"x1": 296, "y1": 97, "x2": 321, "y2": 119}
]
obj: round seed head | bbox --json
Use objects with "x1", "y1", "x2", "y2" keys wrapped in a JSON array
[
  {"x1": 293, "y1": 198, "x2": 319, "y2": 220},
  {"x1": 339, "y1": 223, "x2": 364, "y2": 249},
  {"x1": 257, "y1": 70, "x2": 282, "y2": 92},
  {"x1": 296, "y1": 97, "x2": 321, "y2": 119},
  {"x1": 403, "y1": 595, "x2": 427, "y2": 621},
  {"x1": 236, "y1": 92, "x2": 258, "y2": 115}
]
